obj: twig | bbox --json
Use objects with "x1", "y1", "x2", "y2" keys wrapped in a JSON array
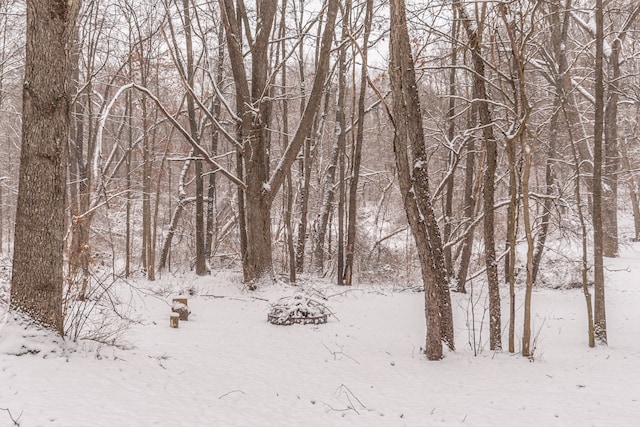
[
  {"x1": 148, "y1": 353, "x2": 171, "y2": 370},
  {"x1": 322, "y1": 342, "x2": 360, "y2": 365},
  {"x1": 0, "y1": 407, "x2": 22, "y2": 426},
  {"x1": 218, "y1": 390, "x2": 246, "y2": 400},
  {"x1": 325, "y1": 289, "x2": 364, "y2": 300},
  {"x1": 334, "y1": 384, "x2": 366, "y2": 415},
  {"x1": 322, "y1": 402, "x2": 353, "y2": 413},
  {"x1": 604, "y1": 265, "x2": 631, "y2": 272},
  {"x1": 200, "y1": 295, "x2": 250, "y2": 302}
]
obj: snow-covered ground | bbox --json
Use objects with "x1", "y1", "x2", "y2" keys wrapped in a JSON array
[{"x1": 1, "y1": 245, "x2": 640, "y2": 426}]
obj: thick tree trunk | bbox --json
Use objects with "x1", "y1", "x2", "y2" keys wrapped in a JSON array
[
  {"x1": 11, "y1": 0, "x2": 81, "y2": 334},
  {"x1": 219, "y1": 0, "x2": 337, "y2": 285}
]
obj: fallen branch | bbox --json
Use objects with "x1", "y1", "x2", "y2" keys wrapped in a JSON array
[
  {"x1": 0, "y1": 407, "x2": 22, "y2": 426},
  {"x1": 218, "y1": 390, "x2": 246, "y2": 400},
  {"x1": 332, "y1": 384, "x2": 366, "y2": 415},
  {"x1": 322, "y1": 342, "x2": 360, "y2": 365}
]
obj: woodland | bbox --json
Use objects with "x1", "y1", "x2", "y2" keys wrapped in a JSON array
[{"x1": 1, "y1": 0, "x2": 640, "y2": 364}]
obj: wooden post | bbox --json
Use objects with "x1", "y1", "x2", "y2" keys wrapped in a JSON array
[
  {"x1": 170, "y1": 312, "x2": 180, "y2": 328},
  {"x1": 172, "y1": 297, "x2": 190, "y2": 321}
]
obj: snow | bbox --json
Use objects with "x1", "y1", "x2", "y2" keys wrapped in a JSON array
[{"x1": 2, "y1": 250, "x2": 640, "y2": 426}]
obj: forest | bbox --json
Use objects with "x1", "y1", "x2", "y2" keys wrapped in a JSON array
[
  {"x1": 0, "y1": 0, "x2": 640, "y2": 426},
  {"x1": 1, "y1": 0, "x2": 640, "y2": 425},
  {"x1": 0, "y1": 0, "x2": 638, "y2": 353}
]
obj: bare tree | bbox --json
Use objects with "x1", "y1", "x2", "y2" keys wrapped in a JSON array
[
  {"x1": 454, "y1": 0, "x2": 501, "y2": 351},
  {"x1": 218, "y1": 0, "x2": 338, "y2": 285}
]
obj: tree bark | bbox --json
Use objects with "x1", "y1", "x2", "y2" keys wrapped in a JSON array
[
  {"x1": 389, "y1": 0, "x2": 454, "y2": 359},
  {"x1": 593, "y1": 0, "x2": 607, "y2": 344},
  {"x1": 602, "y1": 37, "x2": 621, "y2": 258},
  {"x1": 443, "y1": 8, "x2": 458, "y2": 279},
  {"x1": 455, "y1": 137, "x2": 477, "y2": 294},
  {"x1": 455, "y1": 0, "x2": 501, "y2": 350},
  {"x1": 219, "y1": 0, "x2": 338, "y2": 285},
  {"x1": 313, "y1": 88, "x2": 341, "y2": 274},
  {"x1": 11, "y1": 0, "x2": 81, "y2": 334},
  {"x1": 205, "y1": 23, "x2": 225, "y2": 266},
  {"x1": 343, "y1": 0, "x2": 372, "y2": 286},
  {"x1": 506, "y1": 134, "x2": 518, "y2": 354}
]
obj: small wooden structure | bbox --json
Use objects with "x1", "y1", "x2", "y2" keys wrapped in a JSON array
[
  {"x1": 170, "y1": 312, "x2": 180, "y2": 328},
  {"x1": 171, "y1": 297, "x2": 190, "y2": 321}
]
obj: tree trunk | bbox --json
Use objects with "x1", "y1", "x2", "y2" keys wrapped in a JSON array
[
  {"x1": 455, "y1": 0, "x2": 501, "y2": 350},
  {"x1": 570, "y1": 116, "x2": 596, "y2": 348},
  {"x1": 313, "y1": 88, "x2": 341, "y2": 274},
  {"x1": 620, "y1": 137, "x2": 640, "y2": 241},
  {"x1": 205, "y1": 22, "x2": 225, "y2": 265},
  {"x1": 68, "y1": 21, "x2": 96, "y2": 301},
  {"x1": 602, "y1": 37, "x2": 621, "y2": 258},
  {"x1": 521, "y1": 136, "x2": 535, "y2": 357},
  {"x1": 593, "y1": 0, "x2": 607, "y2": 344},
  {"x1": 443, "y1": 8, "x2": 458, "y2": 279},
  {"x1": 219, "y1": 0, "x2": 337, "y2": 285},
  {"x1": 159, "y1": 153, "x2": 192, "y2": 271},
  {"x1": 294, "y1": 128, "x2": 313, "y2": 274},
  {"x1": 293, "y1": 0, "x2": 311, "y2": 275},
  {"x1": 11, "y1": 0, "x2": 81, "y2": 334},
  {"x1": 455, "y1": 137, "x2": 477, "y2": 294},
  {"x1": 125, "y1": 25, "x2": 134, "y2": 278},
  {"x1": 323, "y1": 10, "x2": 348, "y2": 281},
  {"x1": 506, "y1": 135, "x2": 518, "y2": 354},
  {"x1": 343, "y1": 0, "x2": 371, "y2": 286},
  {"x1": 141, "y1": 89, "x2": 154, "y2": 281},
  {"x1": 390, "y1": 0, "x2": 454, "y2": 359},
  {"x1": 285, "y1": 173, "x2": 296, "y2": 283}
]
